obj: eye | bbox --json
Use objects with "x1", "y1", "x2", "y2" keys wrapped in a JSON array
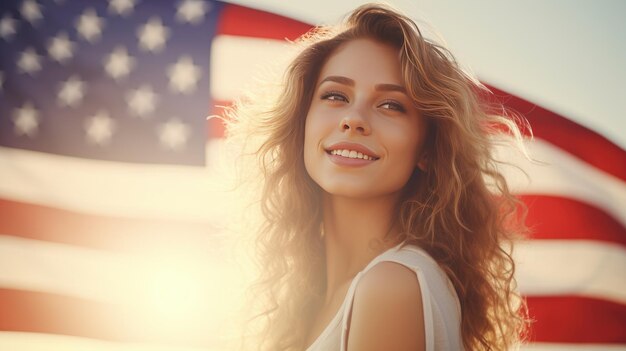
[
  {"x1": 379, "y1": 100, "x2": 406, "y2": 112},
  {"x1": 320, "y1": 91, "x2": 348, "y2": 103}
]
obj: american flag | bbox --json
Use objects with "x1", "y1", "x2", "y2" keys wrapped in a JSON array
[{"x1": 0, "y1": 0, "x2": 624, "y2": 350}]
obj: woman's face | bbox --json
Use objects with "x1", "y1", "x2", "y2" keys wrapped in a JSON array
[{"x1": 304, "y1": 38, "x2": 428, "y2": 199}]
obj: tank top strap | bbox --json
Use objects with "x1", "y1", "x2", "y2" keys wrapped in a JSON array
[{"x1": 338, "y1": 243, "x2": 437, "y2": 351}]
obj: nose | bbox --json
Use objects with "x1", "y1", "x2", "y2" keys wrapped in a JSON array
[{"x1": 339, "y1": 108, "x2": 371, "y2": 135}]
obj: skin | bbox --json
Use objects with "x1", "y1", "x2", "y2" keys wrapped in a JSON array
[{"x1": 303, "y1": 38, "x2": 428, "y2": 350}]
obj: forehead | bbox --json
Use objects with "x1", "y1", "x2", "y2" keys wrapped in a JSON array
[{"x1": 317, "y1": 38, "x2": 403, "y2": 86}]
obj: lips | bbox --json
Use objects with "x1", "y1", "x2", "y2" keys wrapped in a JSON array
[{"x1": 324, "y1": 141, "x2": 380, "y2": 160}]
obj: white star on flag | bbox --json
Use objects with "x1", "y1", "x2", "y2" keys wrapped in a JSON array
[
  {"x1": 108, "y1": 0, "x2": 137, "y2": 17},
  {"x1": 17, "y1": 47, "x2": 42, "y2": 75},
  {"x1": 104, "y1": 46, "x2": 136, "y2": 81},
  {"x1": 85, "y1": 110, "x2": 116, "y2": 145},
  {"x1": 0, "y1": 14, "x2": 17, "y2": 41},
  {"x1": 12, "y1": 102, "x2": 39, "y2": 137},
  {"x1": 176, "y1": 0, "x2": 209, "y2": 25},
  {"x1": 137, "y1": 17, "x2": 170, "y2": 53},
  {"x1": 58, "y1": 75, "x2": 86, "y2": 107},
  {"x1": 167, "y1": 56, "x2": 202, "y2": 94},
  {"x1": 48, "y1": 32, "x2": 75, "y2": 63},
  {"x1": 126, "y1": 85, "x2": 157, "y2": 117},
  {"x1": 20, "y1": 0, "x2": 43, "y2": 25},
  {"x1": 76, "y1": 8, "x2": 105, "y2": 43},
  {"x1": 157, "y1": 118, "x2": 191, "y2": 150}
]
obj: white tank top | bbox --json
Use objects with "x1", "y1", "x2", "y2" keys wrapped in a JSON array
[{"x1": 305, "y1": 242, "x2": 464, "y2": 351}]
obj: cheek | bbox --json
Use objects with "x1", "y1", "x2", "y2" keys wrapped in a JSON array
[
  {"x1": 304, "y1": 107, "x2": 336, "y2": 153},
  {"x1": 303, "y1": 111, "x2": 324, "y2": 175},
  {"x1": 385, "y1": 122, "x2": 423, "y2": 162},
  {"x1": 303, "y1": 120, "x2": 315, "y2": 174},
  {"x1": 381, "y1": 123, "x2": 424, "y2": 184}
]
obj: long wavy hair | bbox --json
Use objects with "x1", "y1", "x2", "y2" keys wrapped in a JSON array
[{"x1": 226, "y1": 3, "x2": 530, "y2": 350}]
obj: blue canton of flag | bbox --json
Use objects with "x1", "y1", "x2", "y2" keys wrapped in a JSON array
[{"x1": 0, "y1": 0, "x2": 223, "y2": 166}]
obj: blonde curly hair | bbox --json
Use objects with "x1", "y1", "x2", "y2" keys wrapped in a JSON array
[{"x1": 226, "y1": 3, "x2": 530, "y2": 350}]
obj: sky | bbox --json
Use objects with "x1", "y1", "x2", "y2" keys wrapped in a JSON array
[{"x1": 228, "y1": 0, "x2": 626, "y2": 150}]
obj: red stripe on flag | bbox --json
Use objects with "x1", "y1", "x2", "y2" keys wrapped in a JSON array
[
  {"x1": 521, "y1": 195, "x2": 626, "y2": 246},
  {"x1": 3, "y1": 195, "x2": 624, "y2": 252},
  {"x1": 0, "y1": 199, "x2": 212, "y2": 252},
  {"x1": 0, "y1": 288, "x2": 129, "y2": 343},
  {"x1": 208, "y1": 100, "x2": 231, "y2": 138},
  {"x1": 217, "y1": 3, "x2": 312, "y2": 40},
  {"x1": 0, "y1": 289, "x2": 220, "y2": 347},
  {"x1": 526, "y1": 295, "x2": 626, "y2": 343},
  {"x1": 488, "y1": 85, "x2": 626, "y2": 182}
]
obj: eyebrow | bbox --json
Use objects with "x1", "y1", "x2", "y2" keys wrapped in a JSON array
[
  {"x1": 318, "y1": 75, "x2": 407, "y2": 94},
  {"x1": 375, "y1": 83, "x2": 407, "y2": 94},
  {"x1": 319, "y1": 75, "x2": 354, "y2": 87}
]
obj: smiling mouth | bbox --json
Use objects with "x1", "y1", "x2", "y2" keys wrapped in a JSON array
[{"x1": 325, "y1": 149, "x2": 379, "y2": 161}]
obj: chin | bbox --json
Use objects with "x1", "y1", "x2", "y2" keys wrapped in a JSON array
[{"x1": 319, "y1": 181, "x2": 391, "y2": 199}]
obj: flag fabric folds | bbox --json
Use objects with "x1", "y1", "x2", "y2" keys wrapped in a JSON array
[{"x1": 1, "y1": 1, "x2": 625, "y2": 350}]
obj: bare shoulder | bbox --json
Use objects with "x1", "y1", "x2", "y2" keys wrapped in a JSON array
[{"x1": 346, "y1": 261, "x2": 426, "y2": 351}]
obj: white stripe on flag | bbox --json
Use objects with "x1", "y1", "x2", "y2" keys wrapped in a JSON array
[
  {"x1": 1, "y1": 332, "x2": 621, "y2": 351},
  {"x1": 495, "y1": 138, "x2": 626, "y2": 228},
  {"x1": 0, "y1": 235, "x2": 249, "y2": 308},
  {"x1": 1, "y1": 235, "x2": 624, "y2": 306},
  {"x1": 210, "y1": 34, "x2": 295, "y2": 101},
  {"x1": 0, "y1": 332, "x2": 228, "y2": 351},
  {"x1": 0, "y1": 141, "x2": 237, "y2": 222},
  {"x1": 1, "y1": 139, "x2": 624, "y2": 225},
  {"x1": 515, "y1": 239, "x2": 626, "y2": 304}
]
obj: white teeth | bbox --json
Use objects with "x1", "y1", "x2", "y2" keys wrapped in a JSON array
[{"x1": 329, "y1": 149, "x2": 376, "y2": 160}]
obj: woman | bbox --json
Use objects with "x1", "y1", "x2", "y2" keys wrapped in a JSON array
[{"x1": 227, "y1": 3, "x2": 529, "y2": 351}]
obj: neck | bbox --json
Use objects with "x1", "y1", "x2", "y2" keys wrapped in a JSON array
[{"x1": 321, "y1": 192, "x2": 401, "y2": 305}]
